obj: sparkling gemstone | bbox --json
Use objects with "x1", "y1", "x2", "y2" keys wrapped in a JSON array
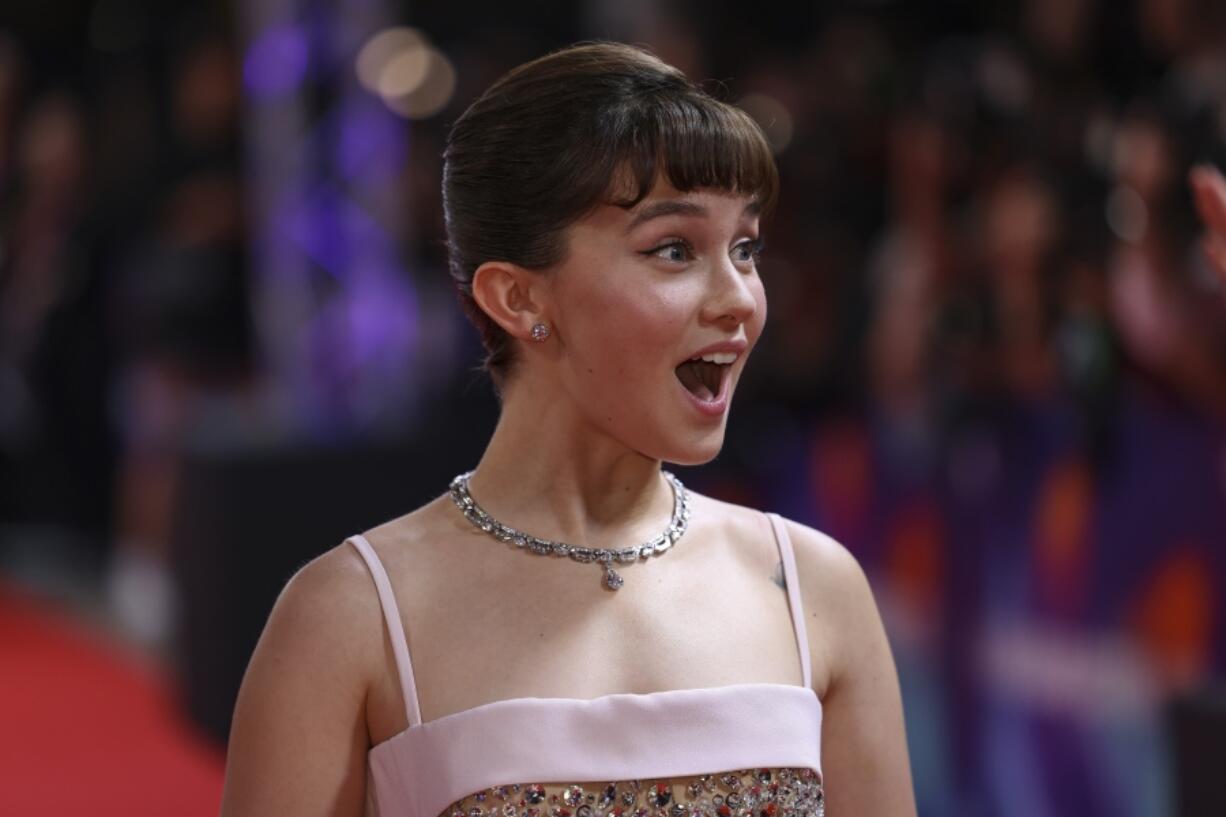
[
  {"x1": 604, "y1": 568, "x2": 624, "y2": 590},
  {"x1": 444, "y1": 769, "x2": 821, "y2": 817},
  {"x1": 553, "y1": 543, "x2": 571, "y2": 556},
  {"x1": 645, "y1": 785, "x2": 672, "y2": 808}
]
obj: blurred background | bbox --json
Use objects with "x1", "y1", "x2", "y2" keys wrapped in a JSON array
[{"x1": 1, "y1": 0, "x2": 1225, "y2": 815}]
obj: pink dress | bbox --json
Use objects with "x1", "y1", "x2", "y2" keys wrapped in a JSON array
[{"x1": 347, "y1": 513, "x2": 824, "y2": 817}]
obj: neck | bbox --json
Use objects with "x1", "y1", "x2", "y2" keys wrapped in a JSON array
[{"x1": 464, "y1": 371, "x2": 675, "y2": 549}]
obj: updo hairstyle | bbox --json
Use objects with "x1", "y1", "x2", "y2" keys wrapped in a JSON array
[{"x1": 442, "y1": 41, "x2": 778, "y2": 387}]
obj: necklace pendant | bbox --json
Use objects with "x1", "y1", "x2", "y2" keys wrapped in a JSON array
[{"x1": 603, "y1": 566, "x2": 625, "y2": 590}]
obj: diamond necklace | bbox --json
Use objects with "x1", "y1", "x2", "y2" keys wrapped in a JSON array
[{"x1": 448, "y1": 471, "x2": 690, "y2": 590}]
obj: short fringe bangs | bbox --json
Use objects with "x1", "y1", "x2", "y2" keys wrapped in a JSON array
[{"x1": 603, "y1": 94, "x2": 779, "y2": 214}]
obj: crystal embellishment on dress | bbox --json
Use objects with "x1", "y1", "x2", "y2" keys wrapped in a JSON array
[{"x1": 440, "y1": 768, "x2": 824, "y2": 817}]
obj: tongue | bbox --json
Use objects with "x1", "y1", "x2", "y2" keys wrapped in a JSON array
[{"x1": 676, "y1": 361, "x2": 715, "y2": 401}]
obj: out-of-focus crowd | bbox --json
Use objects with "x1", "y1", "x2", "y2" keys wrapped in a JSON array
[
  {"x1": 1, "y1": 2, "x2": 1225, "y2": 814},
  {"x1": 0, "y1": 8, "x2": 248, "y2": 641}
]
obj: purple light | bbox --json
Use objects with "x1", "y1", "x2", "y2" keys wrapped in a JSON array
[
  {"x1": 244, "y1": 24, "x2": 310, "y2": 99},
  {"x1": 336, "y1": 100, "x2": 406, "y2": 181}
]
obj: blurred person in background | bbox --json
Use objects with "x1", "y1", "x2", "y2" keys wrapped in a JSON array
[
  {"x1": 108, "y1": 30, "x2": 253, "y2": 646},
  {"x1": 222, "y1": 42, "x2": 916, "y2": 817},
  {"x1": 0, "y1": 65, "x2": 118, "y2": 586}
]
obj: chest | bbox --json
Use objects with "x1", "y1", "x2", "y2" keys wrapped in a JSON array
[{"x1": 365, "y1": 526, "x2": 808, "y2": 744}]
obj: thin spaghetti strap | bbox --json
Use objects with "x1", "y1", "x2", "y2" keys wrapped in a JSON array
[
  {"x1": 766, "y1": 513, "x2": 813, "y2": 690},
  {"x1": 347, "y1": 534, "x2": 423, "y2": 728}
]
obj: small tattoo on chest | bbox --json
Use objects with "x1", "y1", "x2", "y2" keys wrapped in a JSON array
[{"x1": 771, "y1": 561, "x2": 786, "y2": 590}]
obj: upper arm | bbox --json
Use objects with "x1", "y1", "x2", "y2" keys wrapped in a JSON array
[
  {"x1": 785, "y1": 520, "x2": 917, "y2": 817},
  {"x1": 220, "y1": 545, "x2": 380, "y2": 817}
]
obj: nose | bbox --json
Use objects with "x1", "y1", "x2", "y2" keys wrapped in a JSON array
[{"x1": 700, "y1": 256, "x2": 759, "y2": 328}]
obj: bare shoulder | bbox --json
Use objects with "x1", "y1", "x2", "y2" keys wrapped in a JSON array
[
  {"x1": 778, "y1": 517, "x2": 869, "y2": 598},
  {"x1": 221, "y1": 536, "x2": 396, "y2": 815},
  {"x1": 254, "y1": 538, "x2": 387, "y2": 696},
  {"x1": 684, "y1": 490, "x2": 780, "y2": 571},
  {"x1": 776, "y1": 517, "x2": 881, "y2": 694},
  {"x1": 772, "y1": 518, "x2": 917, "y2": 815},
  {"x1": 353, "y1": 494, "x2": 458, "y2": 587}
]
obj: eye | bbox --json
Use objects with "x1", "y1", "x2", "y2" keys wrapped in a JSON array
[
  {"x1": 732, "y1": 238, "x2": 765, "y2": 264},
  {"x1": 643, "y1": 240, "x2": 694, "y2": 264}
]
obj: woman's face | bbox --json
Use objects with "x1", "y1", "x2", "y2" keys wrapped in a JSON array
[{"x1": 542, "y1": 178, "x2": 767, "y2": 465}]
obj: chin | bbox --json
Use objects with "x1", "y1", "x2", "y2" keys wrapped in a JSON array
[{"x1": 659, "y1": 428, "x2": 727, "y2": 467}]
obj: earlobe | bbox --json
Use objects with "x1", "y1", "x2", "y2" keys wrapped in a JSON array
[{"x1": 470, "y1": 261, "x2": 547, "y2": 341}]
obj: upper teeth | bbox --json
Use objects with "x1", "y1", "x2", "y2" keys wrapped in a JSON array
[{"x1": 691, "y1": 352, "x2": 737, "y2": 364}]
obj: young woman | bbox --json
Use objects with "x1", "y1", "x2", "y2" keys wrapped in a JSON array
[{"x1": 221, "y1": 42, "x2": 917, "y2": 817}]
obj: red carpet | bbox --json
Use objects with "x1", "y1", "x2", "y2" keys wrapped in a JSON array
[{"x1": 0, "y1": 583, "x2": 225, "y2": 816}]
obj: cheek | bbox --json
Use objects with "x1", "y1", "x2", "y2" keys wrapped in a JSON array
[
  {"x1": 748, "y1": 277, "x2": 769, "y2": 342},
  {"x1": 567, "y1": 276, "x2": 692, "y2": 358}
]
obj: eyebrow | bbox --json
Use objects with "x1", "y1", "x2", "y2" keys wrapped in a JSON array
[
  {"x1": 625, "y1": 200, "x2": 706, "y2": 232},
  {"x1": 624, "y1": 199, "x2": 761, "y2": 233}
]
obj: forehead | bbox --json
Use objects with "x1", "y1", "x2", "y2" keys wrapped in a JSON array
[{"x1": 580, "y1": 177, "x2": 761, "y2": 235}]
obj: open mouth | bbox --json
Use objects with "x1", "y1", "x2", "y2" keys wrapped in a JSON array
[{"x1": 675, "y1": 357, "x2": 732, "y2": 402}]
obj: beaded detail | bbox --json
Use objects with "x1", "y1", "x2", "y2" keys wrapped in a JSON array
[{"x1": 440, "y1": 768, "x2": 824, "y2": 817}]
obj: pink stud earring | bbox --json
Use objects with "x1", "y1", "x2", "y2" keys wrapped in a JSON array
[{"x1": 530, "y1": 323, "x2": 551, "y2": 342}]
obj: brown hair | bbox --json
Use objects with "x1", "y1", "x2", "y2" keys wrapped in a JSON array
[{"x1": 443, "y1": 41, "x2": 778, "y2": 387}]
